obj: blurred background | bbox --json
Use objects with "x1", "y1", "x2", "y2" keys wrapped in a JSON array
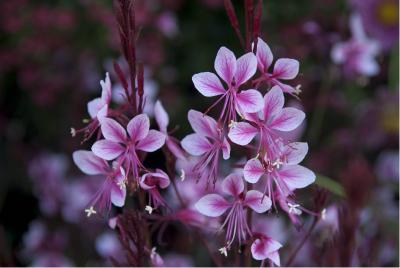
[{"x1": 0, "y1": 0, "x2": 398, "y2": 266}]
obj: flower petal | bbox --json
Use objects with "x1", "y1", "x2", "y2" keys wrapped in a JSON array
[
  {"x1": 92, "y1": 140, "x2": 124, "y2": 161},
  {"x1": 87, "y1": 98, "x2": 103, "y2": 119},
  {"x1": 273, "y1": 58, "x2": 299, "y2": 80},
  {"x1": 268, "y1": 251, "x2": 281, "y2": 266},
  {"x1": 236, "y1": 89, "x2": 264, "y2": 114},
  {"x1": 100, "y1": 117, "x2": 127, "y2": 143},
  {"x1": 263, "y1": 86, "x2": 284, "y2": 121},
  {"x1": 245, "y1": 190, "x2": 271, "y2": 213},
  {"x1": 72, "y1": 150, "x2": 108, "y2": 175},
  {"x1": 222, "y1": 173, "x2": 244, "y2": 197},
  {"x1": 195, "y1": 194, "x2": 230, "y2": 217},
  {"x1": 136, "y1": 130, "x2": 166, "y2": 152},
  {"x1": 127, "y1": 114, "x2": 150, "y2": 142},
  {"x1": 166, "y1": 138, "x2": 186, "y2": 160},
  {"x1": 154, "y1": 169, "x2": 170, "y2": 189},
  {"x1": 278, "y1": 165, "x2": 315, "y2": 190},
  {"x1": 222, "y1": 137, "x2": 231, "y2": 160},
  {"x1": 256, "y1": 38, "x2": 274, "y2": 72},
  {"x1": 214, "y1": 47, "x2": 237, "y2": 84},
  {"x1": 284, "y1": 142, "x2": 308, "y2": 165},
  {"x1": 269, "y1": 107, "x2": 305, "y2": 132},
  {"x1": 243, "y1": 159, "x2": 264, "y2": 183},
  {"x1": 100, "y1": 72, "x2": 112, "y2": 104},
  {"x1": 251, "y1": 237, "x2": 282, "y2": 262},
  {"x1": 154, "y1": 100, "x2": 169, "y2": 132},
  {"x1": 188, "y1": 110, "x2": 219, "y2": 138},
  {"x1": 228, "y1": 122, "x2": 258, "y2": 146},
  {"x1": 111, "y1": 172, "x2": 126, "y2": 207},
  {"x1": 181, "y1": 134, "x2": 212, "y2": 156},
  {"x1": 235, "y1": 52, "x2": 257, "y2": 85},
  {"x1": 192, "y1": 72, "x2": 226, "y2": 97}
]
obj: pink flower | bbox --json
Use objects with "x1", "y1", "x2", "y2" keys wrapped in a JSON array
[
  {"x1": 72, "y1": 150, "x2": 126, "y2": 213},
  {"x1": 254, "y1": 38, "x2": 300, "y2": 95},
  {"x1": 251, "y1": 234, "x2": 282, "y2": 266},
  {"x1": 192, "y1": 47, "x2": 263, "y2": 124},
  {"x1": 195, "y1": 173, "x2": 271, "y2": 251},
  {"x1": 87, "y1": 72, "x2": 112, "y2": 120},
  {"x1": 331, "y1": 13, "x2": 380, "y2": 77},
  {"x1": 140, "y1": 169, "x2": 170, "y2": 213},
  {"x1": 154, "y1": 100, "x2": 186, "y2": 160},
  {"x1": 91, "y1": 115, "x2": 166, "y2": 181},
  {"x1": 243, "y1": 141, "x2": 315, "y2": 205},
  {"x1": 181, "y1": 110, "x2": 230, "y2": 186},
  {"x1": 228, "y1": 86, "x2": 305, "y2": 162}
]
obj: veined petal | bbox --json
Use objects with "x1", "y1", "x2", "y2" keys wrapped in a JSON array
[
  {"x1": 228, "y1": 122, "x2": 258, "y2": 146},
  {"x1": 136, "y1": 130, "x2": 166, "y2": 152},
  {"x1": 188, "y1": 110, "x2": 219, "y2": 138},
  {"x1": 244, "y1": 159, "x2": 264, "y2": 183},
  {"x1": 92, "y1": 140, "x2": 124, "y2": 161},
  {"x1": 154, "y1": 100, "x2": 169, "y2": 132},
  {"x1": 100, "y1": 117, "x2": 127, "y2": 143},
  {"x1": 284, "y1": 142, "x2": 308, "y2": 165},
  {"x1": 195, "y1": 194, "x2": 230, "y2": 217},
  {"x1": 269, "y1": 107, "x2": 305, "y2": 132},
  {"x1": 236, "y1": 89, "x2": 264, "y2": 114},
  {"x1": 245, "y1": 190, "x2": 271, "y2": 213},
  {"x1": 97, "y1": 105, "x2": 108, "y2": 120},
  {"x1": 251, "y1": 237, "x2": 282, "y2": 262},
  {"x1": 272, "y1": 80, "x2": 297, "y2": 95},
  {"x1": 127, "y1": 114, "x2": 150, "y2": 142},
  {"x1": 72, "y1": 150, "x2": 108, "y2": 175},
  {"x1": 181, "y1": 134, "x2": 212, "y2": 156},
  {"x1": 222, "y1": 173, "x2": 244, "y2": 197},
  {"x1": 256, "y1": 38, "x2": 274, "y2": 72},
  {"x1": 192, "y1": 72, "x2": 226, "y2": 97},
  {"x1": 222, "y1": 137, "x2": 231, "y2": 160},
  {"x1": 214, "y1": 47, "x2": 237, "y2": 84},
  {"x1": 263, "y1": 86, "x2": 284, "y2": 121},
  {"x1": 278, "y1": 165, "x2": 315, "y2": 190},
  {"x1": 273, "y1": 58, "x2": 299, "y2": 80},
  {"x1": 235, "y1": 52, "x2": 257, "y2": 85},
  {"x1": 87, "y1": 98, "x2": 103, "y2": 119}
]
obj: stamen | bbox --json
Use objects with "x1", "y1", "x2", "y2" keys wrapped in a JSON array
[
  {"x1": 85, "y1": 206, "x2": 96, "y2": 217},
  {"x1": 228, "y1": 120, "x2": 238, "y2": 129},
  {"x1": 219, "y1": 246, "x2": 228, "y2": 257},
  {"x1": 82, "y1": 118, "x2": 90, "y2": 123},
  {"x1": 70, "y1": 128, "x2": 76, "y2": 137},
  {"x1": 320, "y1": 208, "x2": 327, "y2": 220},
  {"x1": 180, "y1": 169, "x2": 185, "y2": 181},
  {"x1": 145, "y1": 205, "x2": 154, "y2": 214},
  {"x1": 288, "y1": 202, "x2": 302, "y2": 215},
  {"x1": 295, "y1": 84, "x2": 302, "y2": 94}
]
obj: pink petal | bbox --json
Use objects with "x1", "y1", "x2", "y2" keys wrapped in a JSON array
[
  {"x1": 181, "y1": 134, "x2": 212, "y2": 156},
  {"x1": 100, "y1": 117, "x2": 127, "y2": 143},
  {"x1": 263, "y1": 86, "x2": 284, "y2": 121},
  {"x1": 92, "y1": 140, "x2": 124, "y2": 160},
  {"x1": 195, "y1": 194, "x2": 230, "y2": 217},
  {"x1": 136, "y1": 130, "x2": 166, "y2": 152},
  {"x1": 97, "y1": 105, "x2": 108, "y2": 120},
  {"x1": 166, "y1": 138, "x2": 186, "y2": 160},
  {"x1": 228, "y1": 122, "x2": 258, "y2": 146},
  {"x1": 222, "y1": 137, "x2": 231, "y2": 160},
  {"x1": 284, "y1": 142, "x2": 308, "y2": 165},
  {"x1": 192, "y1": 72, "x2": 226, "y2": 97},
  {"x1": 100, "y1": 72, "x2": 112, "y2": 104},
  {"x1": 87, "y1": 98, "x2": 103, "y2": 119},
  {"x1": 111, "y1": 172, "x2": 126, "y2": 207},
  {"x1": 243, "y1": 159, "x2": 264, "y2": 183},
  {"x1": 235, "y1": 52, "x2": 257, "y2": 85},
  {"x1": 236, "y1": 89, "x2": 264, "y2": 114},
  {"x1": 256, "y1": 38, "x2": 274, "y2": 72},
  {"x1": 244, "y1": 190, "x2": 271, "y2": 213},
  {"x1": 188, "y1": 110, "x2": 219, "y2": 139},
  {"x1": 127, "y1": 114, "x2": 150, "y2": 142},
  {"x1": 273, "y1": 58, "x2": 299, "y2": 80},
  {"x1": 154, "y1": 100, "x2": 169, "y2": 132},
  {"x1": 139, "y1": 173, "x2": 156, "y2": 190},
  {"x1": 278, "y1": 165, "x2": 315, "y2": 190},
  {"x1": 154, "y1": 169, "x2": 171, "y2": 189},
  {"x1": 251, "y1": 237, "x2": 282, "y2": 261},
  {"x1": 222, "y1": 173, "x2": 244, "y2": 197},
  {"x1": 72, "y1": 150, "x2": 108, "y2": 175},
  {"x1": 272, "y1": 80, "x2": 297, "y2": 95},
  {"x1": 214, "y1": 47, "x2": 237, "y2": 84},
  {"x1": 268, "y1": 251, "x2": 281, "y2": 266},
  {"x1": 269, "y1": 107, "x2": 305, "y2": 132}
]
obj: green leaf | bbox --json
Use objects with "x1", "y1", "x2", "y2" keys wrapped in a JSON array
[
  {"x1": 315, "y1": 174, "x2": 346, "y2": 198},
  {"x1": 389, "y1": 47, "x2": 399, "y2": 91}
]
